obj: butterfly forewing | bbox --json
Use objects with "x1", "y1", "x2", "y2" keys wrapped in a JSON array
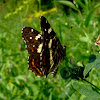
[
  {"x1": 22, "y1": 27, "x2": 43, "y2": 54},
  {"x1": 40, "y1": 16, "x2": 56, "y2": 39},
  {"x1": 22, "y1": 27, "x2": 44, "y2": 76},
  {"x1": 40, "y1": 16, "x2": 66, "y2": 76}
]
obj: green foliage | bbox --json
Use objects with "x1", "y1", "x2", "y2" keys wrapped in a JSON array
[
  {"x1": 58, "y1": 1, "x2": 78, "y2": 11},
  {"x1": 72, "y1": 80, "x2": 100, "y2": 100},
  {"x1": 0, "y1": 0, "x2": 100, "y2": 99},
  {"x1": 84, "y1": 54, "x2": 100, "y2": 76},
  {"x1": 85, "y1": 3, "x2": 100, "y2": 27}
]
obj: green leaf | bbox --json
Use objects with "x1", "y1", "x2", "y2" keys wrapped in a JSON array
[
  {"x1": 58, "y1": 1, "x2": 78, "y2": 11},
  {"x1": 83, "y1": 96, "x2": 98, "y2": 100},
  {"x1": 79, "y1": 37, "x2": 88, "y2": 42},
  {"x1": 84, "y1": 54, "x2": 100, "y2": 76},
  {"x1": 84, "y1": 0, "x2": 88, "y2": 8},
  {"x1": 72, "y1": 81, "x2": 100, "y2": 99},
  {"x1": 0, "y1": 93, "x2": 6, "y2": 100},
  {"x1": 77, "y1": 1, "x2": 87, "y2": 11},
  {"x1": 24, "y1": 87, "x2": 29, "y2": 96},
  {"x1": 49, "y1": 92, "x2": 52, "y2": 100},
  {"x1": 59, "y1": 93, "x2": 67, "y2": 98},
  {"x1": 85, "y1": 3, "x2": 100, "y2": 27}
]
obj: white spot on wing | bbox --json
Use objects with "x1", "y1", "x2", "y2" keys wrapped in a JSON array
[
  {"x1": 37, "y1": 43, "x2": 43, "y2": 53},
  {"x1": 40, "y1": 62, "x2": 42, "y2": 65},
  {"x1": 40, "y1": 53, "x2": 42, "y2": 57},
  {"x1": 21, "y1": 28, "x2": 24, "y2": 33},
  {"x1": 40, "y1": 56, "x2": 42, "y2": 60},
  {"x1": 48, "y1": 39, "x2": 52, "y2": 48},
  {"x1": 40, "y1": 53, "x2": 42, "y2": 61},
  {"x1": 31, "y1": 29, "x2": 34, "y2": 32},
  {"x1": 45, "y1": 28, "x2": 46, "y2": 31},
  {"x1": 30, "y1": 37, "x2": 32, "y2": 39},
  {"x1": 48, "y1": 27, "x2": 52, "y2": 34},
  {"x1": 21, "y1": 30, "x2": 23, "y2": 33},
  {"x1": 41, "y1": 36, "x2": 43, "y2": 39},
  {"x1": 33, "y1": 45, "x2": 35, "y2": 47},
  {"x1": 35, "y1": 34, "x2": 41, "y2": 40},
  {"x1": 40, "y1": 68, "x2": 42, "y2": 71}
]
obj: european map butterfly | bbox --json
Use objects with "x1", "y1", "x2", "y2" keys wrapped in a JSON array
[{"x1": 22, "y1": 16, "x2": 66, "y2": 77}]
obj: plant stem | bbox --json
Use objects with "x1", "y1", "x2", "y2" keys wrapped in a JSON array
[{"x1": 83, "y1": 79, "x2": 100, "y2": 92}]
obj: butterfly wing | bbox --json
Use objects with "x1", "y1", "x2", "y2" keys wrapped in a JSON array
[
  {"x1": 40, "y1": 16, "x2": 66, "y2": 76},
  {"x1": 22, "y1": 27, "x2": 44, "y2": 76}
]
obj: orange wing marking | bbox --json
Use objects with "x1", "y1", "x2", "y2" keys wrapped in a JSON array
[
  {"x1": 32, "y1": 59, "x2": 43, "y2": 76},
  {"x1": 32, "y1": 49, "x2": 34, "y2": 52}
]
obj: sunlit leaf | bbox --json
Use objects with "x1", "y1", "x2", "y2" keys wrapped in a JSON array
[{"x1": 58, "y1": 1, "x2": 78, "y2": 11}]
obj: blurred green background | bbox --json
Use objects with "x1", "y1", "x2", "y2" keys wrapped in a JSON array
[{"x1": 0, "y1": 0, "x2": 100, "y2": 100}]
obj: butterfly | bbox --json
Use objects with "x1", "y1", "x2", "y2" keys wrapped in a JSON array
[
  {"x1": 22, "y1": 16, "x2": 66, "y2": 77},
  {"x1": 94, "y1": 35, "x2": 100, "y2": 46}
]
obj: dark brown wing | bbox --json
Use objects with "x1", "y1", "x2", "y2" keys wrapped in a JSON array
[
  {"x1": 40, "y1": 16, "x2": 66, "y2": 76},
  {"x1": 22, "y1": 27, "x2": 44, "y2": 76}
]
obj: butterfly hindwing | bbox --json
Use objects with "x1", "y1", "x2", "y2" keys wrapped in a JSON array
[{"x1": 28, "y1": 54, "x2": 43, "y2": 76}]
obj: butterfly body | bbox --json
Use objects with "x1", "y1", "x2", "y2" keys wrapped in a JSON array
[{"x1": 22, "y1": 16, "x2": 66, "y2": 77}]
